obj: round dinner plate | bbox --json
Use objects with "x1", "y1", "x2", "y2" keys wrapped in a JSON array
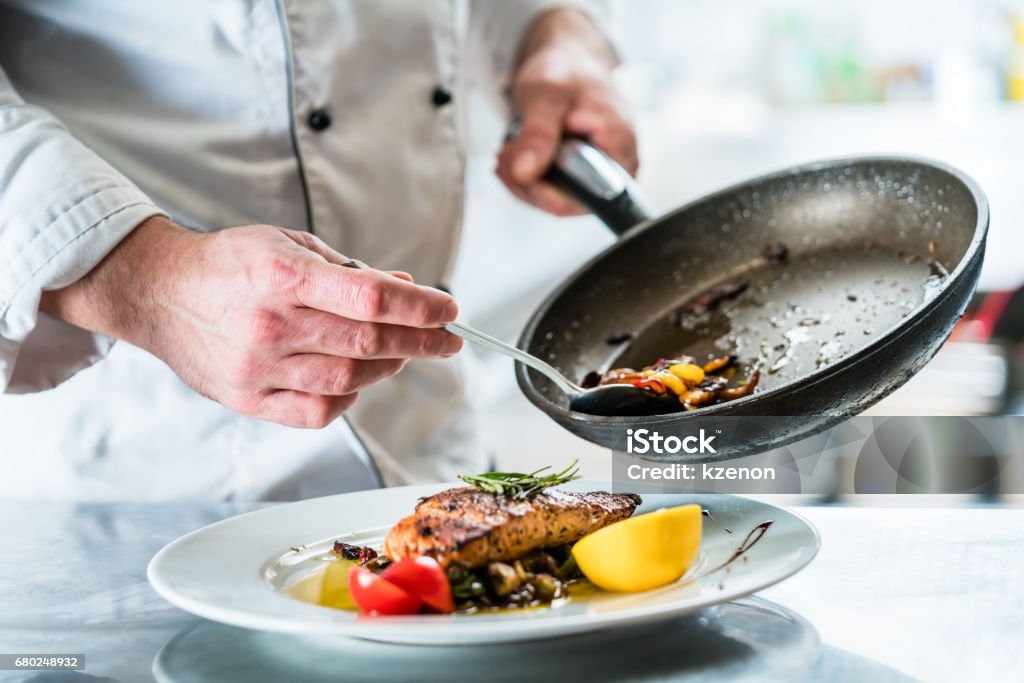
[{"x1": 147, "y1": 482, "x2": 819, "y2": 645}]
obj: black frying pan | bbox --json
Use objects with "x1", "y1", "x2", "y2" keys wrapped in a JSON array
[{"x1": 515, "y1": 141, "x2": 988, "y2": 459}]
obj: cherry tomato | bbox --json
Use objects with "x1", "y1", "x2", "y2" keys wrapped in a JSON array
[
  {"x1": 347, "y1": 565, "x2": 421, "y2": 616},
  {"x1": 382, "y1": 556, "x2": 455, "y2": 614}
]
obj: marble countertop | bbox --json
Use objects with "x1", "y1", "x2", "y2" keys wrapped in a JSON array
[{"x1": 1, "y1": 499, "x2": 1021, "y2": 682}]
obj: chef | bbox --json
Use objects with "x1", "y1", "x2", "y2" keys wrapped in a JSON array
[{"x1": 0, "y1": 2, "x2": 637, "y2": 500}]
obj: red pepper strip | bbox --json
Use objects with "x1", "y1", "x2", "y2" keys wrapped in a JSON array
[{"x1": 631, "y1": 378, "x2": 667, "y2": 395}]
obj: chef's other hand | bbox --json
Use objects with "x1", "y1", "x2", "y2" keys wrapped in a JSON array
[
  {"x1": 496, "y1": 8, "x2": 637, "y2": 217},
  {"x1": 40, "y1": 217, "x2": 462, "y2": 428}
]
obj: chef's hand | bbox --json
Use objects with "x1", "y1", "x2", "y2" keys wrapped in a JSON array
[
  {"x1": 496, "y1": 8, "x2": 637, "y2": 216},
  {"x1": 40, "y1": 216, "x2": 462, "y2": 428}
]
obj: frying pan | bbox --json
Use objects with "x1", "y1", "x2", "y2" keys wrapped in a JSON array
[{"x1": 515, "y1": 141, "x2": 988, "y2": 459}]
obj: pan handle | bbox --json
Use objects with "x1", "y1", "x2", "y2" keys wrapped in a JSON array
[{"x1": 544, "y1": 138, "x2": 656, "y2": 235}]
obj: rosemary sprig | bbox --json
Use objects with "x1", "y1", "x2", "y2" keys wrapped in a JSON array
[{"x1": 458, "y1": 460, "x2": 581, "y2": 499}]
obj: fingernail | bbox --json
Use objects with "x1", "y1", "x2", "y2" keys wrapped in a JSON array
[
  {"x1": 443, "y1": 335, "x2": 464, "y2": 356},
  {"x1": 443, "y1": 300, "x2": 459, "y2": 322},
  {"x1": 513, "y1": 150, "x2": 538, "y2": 182}
]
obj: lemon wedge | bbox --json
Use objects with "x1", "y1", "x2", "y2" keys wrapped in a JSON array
[
  {"x1": 572, "y1": 504, "x2": 702, "y2": 592},
  {"x1": 319, "y1": 559, "x2": 359, "y2": 610}
]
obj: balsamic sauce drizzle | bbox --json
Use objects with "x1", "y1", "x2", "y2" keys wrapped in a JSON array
[
  {"x1": 707, "y1": 520, "x2": 774, "y2": 574},
  {"x1": 698, "y1": 519, "x2": 775, "y2": 589}
]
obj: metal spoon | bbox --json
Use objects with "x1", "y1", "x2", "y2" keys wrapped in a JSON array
[
  {"x1": 336, "y1": 260, "x2": 670, "y2": 416},
  {"x1": 445, "y1": 321, "x2": 672, "y2": 417}
]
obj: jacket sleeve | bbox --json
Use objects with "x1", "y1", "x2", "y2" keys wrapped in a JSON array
[
  {"x1": 466, "y1": 0, "x2": 613, "y2": 119},
  {"x1": 0, "y1": 66, "x2": 166, "y2": 394}
]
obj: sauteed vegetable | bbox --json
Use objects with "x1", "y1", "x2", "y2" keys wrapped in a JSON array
[
  {"x1": 590, "y1": 355, "x2": 759, "y2": 409},
  {"x1": 302, "y1": 464, "x2": 642, "y2": 615}
]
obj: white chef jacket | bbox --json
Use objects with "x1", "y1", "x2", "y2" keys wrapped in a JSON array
[{"x1": 0, "y1": 0, "x2": 605, "y2": 501}]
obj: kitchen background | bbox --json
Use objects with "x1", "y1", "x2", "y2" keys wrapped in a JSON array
[{"x1": 451, "y1": 0, "x2": 1024, "y2": 501}]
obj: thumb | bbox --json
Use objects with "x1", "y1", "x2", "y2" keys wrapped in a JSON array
[{"x1": 507, "y1": 92, "x2": 572, "y2": 184}]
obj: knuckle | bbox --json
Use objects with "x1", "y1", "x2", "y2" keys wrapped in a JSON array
[
  {"x1": 266, "y1": 255, "x2": 301, "y2": 291},
  {"x1": 295, "y1": 263, "x2": 324, "y2": 302},
  {"x1": 229, "y1": 351, "x2": 264, "y2": 386},
  {"x1": 305, "y1": 396, "x2": 340, "y2": 429},
  {"x1": 409, "y1": 300, "x2": 434, "y2": 327},
  {"x1": 291, "y1": 361, "x2": 327, "y2": 394},
  {"x1": 294, "y1": 230, "x2": 334, "y2": 257},
  {"x1": 289, "y1": 229, "x2": 315, "y2": 246},
  {"x1": 302, "y1": 398, "x2": 330, "y2": 429},
  {"x1": 225, "y1": 391, "x2": 260, "y2": 417},
  {"x1": 278, "y1": 227, "x2": 312, "y2": 247},
  {"x1": 307, "y1": 234, "x2": 333, "y2": 254},
  {"x1": 352, "y1": 325, "x2": 382, "y2": 358},
  {"x1": 293, "y1": 365, "x2": 318, "y2": 392},
  {"x1": 350, "y1": 280, "x2": 385, "y2": 319},
  {"x1": 245, "y1": 310, "x2": 283, "y2": 345},
  {"x1": 417, "y1": 330, "x2": 439, "y2": 356},
  {"x1": 327, "y1": 361, "x2": 358, "y2": 395}
]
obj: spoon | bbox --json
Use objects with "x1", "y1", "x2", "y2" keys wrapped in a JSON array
[
  {"x1": 445, "y1": 321, "x2": 672, "y2": 417},
  {"x1": 336, "y1": 260, "x2": 670, "y2": 416}
]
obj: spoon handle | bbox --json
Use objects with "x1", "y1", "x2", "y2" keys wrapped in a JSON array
[
  {"x1": 445, "y1": 321, "x2": 581, "y2": 395},
  {"x1": 337, "y1": 257, "x2": 583, "y2": 397}
]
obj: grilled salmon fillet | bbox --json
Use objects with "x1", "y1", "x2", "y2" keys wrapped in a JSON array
[{"x1": 383, "y1": 487, "x2": 642, "y2": 569}]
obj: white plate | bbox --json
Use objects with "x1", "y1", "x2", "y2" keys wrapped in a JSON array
[{"x1": 147, "y1": 482, "x2": 819, "y2": 645}]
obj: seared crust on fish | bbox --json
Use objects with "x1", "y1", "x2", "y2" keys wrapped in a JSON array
[{"x1": 383, "y1": 487, "x2": 642, "y2": 569}]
